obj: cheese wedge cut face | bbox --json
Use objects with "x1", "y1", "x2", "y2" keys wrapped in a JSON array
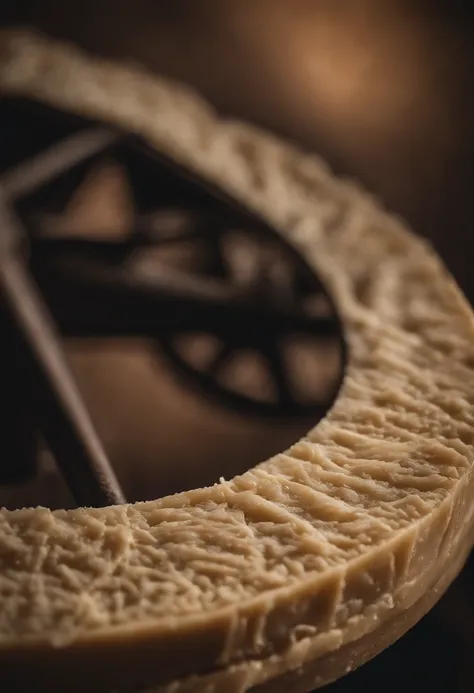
[{"x1": 1, "y1": 29, "x2": 474, "y2": 693}]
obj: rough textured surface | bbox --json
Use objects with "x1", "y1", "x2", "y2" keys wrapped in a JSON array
[{"x1": 1, "y1": 29, "x2": 474, "y2": 693}]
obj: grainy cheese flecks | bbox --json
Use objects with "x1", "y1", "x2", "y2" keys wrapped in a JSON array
[{"x1": 0, "y1": 28, "x2": 474, "y2": 693}]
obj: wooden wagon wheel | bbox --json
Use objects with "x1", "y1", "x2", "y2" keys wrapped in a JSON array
[
  {"x1": 0, "y1": 29, "x2": 474, "y2": 693},
  {"x1": 1, "y1": 96, "x2": 344, "y2": 423}
]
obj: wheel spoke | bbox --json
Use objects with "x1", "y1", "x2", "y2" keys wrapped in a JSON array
[
  {"x1": 207, "y1": 342, "x2": 235, "y2": 376},
  {"x1": 137, "y1": 210, "x2": 197, "y2": 243},
  {"x1": 191, "y1": 217, "x2": 230, "y2": 276},
  {"x1": 1, "y1": 129, "x2": 120, "y2": 202},
  {"x1": 263, "y1": 341, "x2": 295, "y2": 406},
  {"x1": 208, "y1": 234, "x2": 228, "y2": 276}
]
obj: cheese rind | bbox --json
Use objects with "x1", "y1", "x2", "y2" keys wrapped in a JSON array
[{"x1": 1, "y1": 29, "x2": 474, "y2": 693}]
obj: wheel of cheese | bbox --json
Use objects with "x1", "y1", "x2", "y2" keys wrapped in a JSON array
[{"x1": 1, "y1": 29, "x2": 474, "y2": 693}]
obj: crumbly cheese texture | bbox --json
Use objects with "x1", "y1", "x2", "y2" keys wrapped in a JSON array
[{"x1": 1, "y1": 29, "x2": 474, "y2": 693}]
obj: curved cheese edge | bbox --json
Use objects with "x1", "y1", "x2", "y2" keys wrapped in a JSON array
[{"x1": 1, "y1": 28, "x2": 474, "y2": 692}]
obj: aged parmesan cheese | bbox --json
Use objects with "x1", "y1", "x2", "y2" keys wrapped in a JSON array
[{"x1": 1, "y1": 29, "x2": 474, "y2": 693}]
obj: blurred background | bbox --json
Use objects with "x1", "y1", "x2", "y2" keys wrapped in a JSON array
[{"x1": 4, "y1": 1, "x2": 474, "y2": 691}]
